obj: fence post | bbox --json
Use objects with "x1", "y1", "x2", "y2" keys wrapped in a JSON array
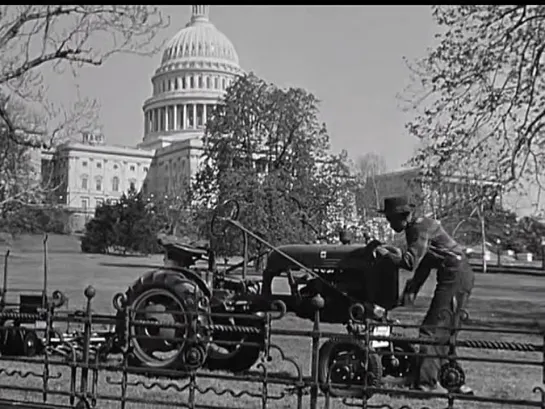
[
  {"x1": 309, "y1": 294, "x2": 324, "y2": 409},
  {"x1": 80, "y1": 286, "x2": 96, "y2": 400}
]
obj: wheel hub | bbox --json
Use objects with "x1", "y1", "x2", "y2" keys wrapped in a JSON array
[
  {"x1": 330, "y1": 352, "x2": 365, "y2": 384},
  {"x1": 183, "y1": 344, "x2": 207, "y2": 370},
  {"x1": 130, "y1": 288, "x2": 189, "y2": 367}
]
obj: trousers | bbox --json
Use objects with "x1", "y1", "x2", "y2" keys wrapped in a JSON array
[{"x1": 414, "y1": 256, "x2": 475, "y2": 388}]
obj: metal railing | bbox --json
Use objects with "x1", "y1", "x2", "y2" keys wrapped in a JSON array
[{"x1": 0, "y1": 286, "x2": 543, "y2": 409}]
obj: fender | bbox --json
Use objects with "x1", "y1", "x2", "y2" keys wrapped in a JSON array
[{"x1": 157, "y1": 266, "x2": 212, "y2": 299}]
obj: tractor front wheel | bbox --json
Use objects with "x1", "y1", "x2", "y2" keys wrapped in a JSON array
[{"x1": 318, "y1": 338, "x2": 382, "y2": 398}]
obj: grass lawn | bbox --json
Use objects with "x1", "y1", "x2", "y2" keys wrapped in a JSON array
[{"x1": 0, "y1": 234, "x2": 543, "y2": 409}]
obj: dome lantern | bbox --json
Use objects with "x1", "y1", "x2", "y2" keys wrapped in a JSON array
[{"x1": 191, "y1": 5, "x2": 209, "y2": 23}]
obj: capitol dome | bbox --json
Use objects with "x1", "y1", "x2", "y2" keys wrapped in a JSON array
[
  {"x1": 160, "y1": 5, "x2": 239, "y2": 68},
  {"x1": 140, "y1": 5, "x2": 244, "y2": 151}
]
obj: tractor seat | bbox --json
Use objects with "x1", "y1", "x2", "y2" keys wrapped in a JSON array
[{"x1": 158, "y1": 234, "x2": 210, "y2": 257}]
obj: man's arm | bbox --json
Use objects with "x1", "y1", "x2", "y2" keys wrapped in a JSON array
[
  {"x1": 382, "y1": 222, "x2": 430, "y2": 272},
  {"x1": 407, "y1": 256, "x2": 433, "y2": 294}
]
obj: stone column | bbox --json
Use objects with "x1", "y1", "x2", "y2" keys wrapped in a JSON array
[
  {"x1": 193, "y1": 104, "x2": 197, "y2": 129},
  {"x1": 165, "y1": 106, "x2": 169, "y2": 131},
  {"x1": 173, "y1": 105, "x2": 178, "y2": 130},
  {"x1": 183, "y1": 104, "x2": 187, "y2": 130},
  {"x1": 203, "y1": 104, "x2": 207, "y2": 125}
]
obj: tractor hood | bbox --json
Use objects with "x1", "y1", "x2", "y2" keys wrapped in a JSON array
[
  {"x1": 266, "y1": 244, "x2": 375, "y2": 272},
  {"x1": 264, "y1": 242, "x2": 400, "y2": 311}
]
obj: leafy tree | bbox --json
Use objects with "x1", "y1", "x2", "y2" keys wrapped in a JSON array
[
  {"x1": 441, "y1": 202, "x2": 519, "y2": 247},
  {"x1": 194, "y1": 73, "x2": 352, "y2": 256},
  {"x1": 113, "y1": 188, "x2": 163, "y2": 255},
  {"x1": 402, "y1": 5, "x2": 545, "y2": 204},
  {"x1": 352, "y1": 152, "x2": 387, "y2": 220},
  {"x1": 515, "y1": 216, "x2": 545, "y2": 254},
  {"x1": 80, "y1": 202, "x2": 119, "y2": 254},
  {"x1": 81, "y1": 187, "x2": 164, "y2": 255},
  {"x1": 152, "y1": 177, "x2": 201, "y2": 240}
]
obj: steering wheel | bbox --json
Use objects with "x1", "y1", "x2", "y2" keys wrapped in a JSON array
[{"x1": 210, "y1": 199, "x2": 240, "y2": 237}]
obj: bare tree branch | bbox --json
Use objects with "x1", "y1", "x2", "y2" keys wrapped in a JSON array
[
  {"x1": 401, "y1": 5, "x2": 545, "y2": 209},
  {"x1": 0, "y1": 5, "x2": 168, "y2": 215}
]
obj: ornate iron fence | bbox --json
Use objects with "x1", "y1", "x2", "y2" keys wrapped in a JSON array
[{"x1": 0, "y1": 285, "x2": 543, "y2": 409}]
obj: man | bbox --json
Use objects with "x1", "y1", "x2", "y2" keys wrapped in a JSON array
[{"x1": 375, "y1": 196, "x2": 474, "y2": 394}]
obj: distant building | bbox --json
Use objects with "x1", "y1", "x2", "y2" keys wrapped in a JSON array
[
  {"x1": 40, "y1": 5, "x2": 243, "y2": 232},
  {"x1": 359, "y1": 166, "x2": 502, "y2": 218},
  {"x1": 42, "y1": 132, "x2": 153, "y2": 230}
]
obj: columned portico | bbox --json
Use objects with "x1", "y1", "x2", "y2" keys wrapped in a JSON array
[{"x1": 144, "y1": 103, "x2": 216, "y2": 133}]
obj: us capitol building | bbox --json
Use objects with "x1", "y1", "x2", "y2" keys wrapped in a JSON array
[
  {"x1": 42, "y1": 5, "x2": 244, "y2": 231},
  {"x1": 40, "y1": 5, "x2": 493, "y2": 234}
]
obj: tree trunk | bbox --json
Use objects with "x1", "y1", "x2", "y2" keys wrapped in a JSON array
[{"x1": 478, "y1": 203, "x2": 487, "y2": 274}]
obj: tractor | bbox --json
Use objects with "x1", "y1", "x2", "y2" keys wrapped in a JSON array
[
  {"x1": 111, "y1": 198, "x2": 417, "y2": 398},
  {"x1": 112, "y1": 234, "x2": 267, "y2": 374}
]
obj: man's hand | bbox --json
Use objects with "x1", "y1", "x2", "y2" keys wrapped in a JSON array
[
  {"x1": 401, "y1": 290, "x2": 416, "y2": 306},
  {"x1": 375, "y1": 246, "x2": 390, "y2": 257},
  {"x1": 374, "y1": 245, "x2": 402, "y2": 260},
  {"x1": 400, "y1": 279, "x2": 417, "y2": 306}
]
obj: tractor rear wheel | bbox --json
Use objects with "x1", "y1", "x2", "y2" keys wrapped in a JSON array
[{"x1": 117, "y1": 270, "x2": 211, "y2": 371}]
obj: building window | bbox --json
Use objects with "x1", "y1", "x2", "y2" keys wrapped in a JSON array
[
  {"x1": 143, "y1": 167, "x2": 148, "y2": 173},
  {"x1": 187, "y1": 104, "x2": 194, "y2": 128},
  {"x1": 167, "y1": 106, "x2": 174, "y2": 130},
  {"x1": 177, "y1": 104, "x2": 184, "y2": 130},
  {"x1": 96, "y1": 198, "x2": 104, "y2": 207},
  {"x1": 198, "y1": 76, "x2": 203, "y2": 88},
  {"x1": 150, "y1": 109, "x2": 157, "y2": 132},
  {"x1": 189, "y1": 76, "x2": 194, "y2": 89},
  {"x1": 81, "y1": 176, "x2": 88, "y2": 190},
  {"x1": 130, "y1": 165, "x2": 135, "y2": 172},
  {"x1": 222, "y1": 77, "x2": 226, "y2": 89},
  {"x1": 206, "y1": 76, "x2": 212, "y2": 89},
  {"x1": 95, "y1": 177, "x2": 102, "y2": 191},
  {"x1": 112, "y1": 176, "x2": 119, "y2": 192},
  {"x1": 129, "y1": 180, "x2": 136, "y2": 191},
  {"x1": 113, "y1": 164, "x2": 118, "y2": 170},
  {"x1": 159, "y1": 107, "x2": 165, "y2": 131},
  {"x1": 82, "y1": 161, "x2": 88, "y2": 167},
  {"x1": 81, "y1": 198, "x2": 89, "y2": 210},
  {"x1": 96, "y1": 162, "x2": 102, "y2": 169},
  {"x1": 214, "y1": 77, "x2": 219, "y2": 89},
  {"x1": 196, "y1": 104, "x2": 204, "y2": 127}
]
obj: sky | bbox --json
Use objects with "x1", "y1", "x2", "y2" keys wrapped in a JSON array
[{"x1": 48, "y1": 5, "x2": 439, "y2": 172}]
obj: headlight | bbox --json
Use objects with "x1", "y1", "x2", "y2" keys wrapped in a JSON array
[{"x1": 371, "y1": 304, "x2": 386, "y2": 320}]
